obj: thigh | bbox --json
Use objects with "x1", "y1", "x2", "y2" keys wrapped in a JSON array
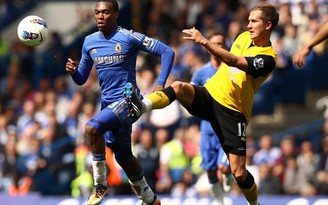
[
  {"x1": 211, "y1": 102, "x2": 248, "y2": 156},
  {"x1": 184, "y1": 85, "x2": 214, "y2": 121},
  {"x1": 104, "y1": 123, "x2": 132, "y2": 147},
  {"x1": 86, "y1": 99, "x2": 135, "y2": 133},
  {"x1": 105, "y1": 124, "x2": 133, "y2": 161}
]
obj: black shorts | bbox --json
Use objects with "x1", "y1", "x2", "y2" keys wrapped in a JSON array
[{"x1": 185, "y1": 86, "x2": 248, "y2": 156}]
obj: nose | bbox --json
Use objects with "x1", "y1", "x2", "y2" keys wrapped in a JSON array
[
  {"x1": 247, "y1": 22, "x2": 252, "y2": 30},
  {"x1": 96, "y1": 13, "x2": 104, "y2": 19}
]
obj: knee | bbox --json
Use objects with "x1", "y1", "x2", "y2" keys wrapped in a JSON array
[
  {"x1": 171, "y1": 81, "x2": 192, "y2": 97},
  {"x1": 231, "y1": 166, "x2": 247, "y2": 182},
  {"x1": 85, "y1": 124, "x2": 100, "y2": 141},
  {"x1": 171, "y1": 81, "x2": 185, "y2": 92}
]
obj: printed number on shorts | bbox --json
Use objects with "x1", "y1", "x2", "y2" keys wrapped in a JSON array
[{"x1": 237, "y1": 122, "x2": 246, "y2": 137}]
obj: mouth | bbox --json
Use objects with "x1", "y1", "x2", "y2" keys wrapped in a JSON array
[{"x1": 97, "y1": 21, "x2": 105, "y2": 27}]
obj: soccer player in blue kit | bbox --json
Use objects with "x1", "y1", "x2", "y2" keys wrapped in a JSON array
[
  {"x1": 190, "y1": 31, "x2": 233, "y2": 205},
  {"x1": 65, "y1": 0, "x2": 174, "y2": 205}
]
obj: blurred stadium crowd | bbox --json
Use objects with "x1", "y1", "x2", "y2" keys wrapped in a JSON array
[{"x1": 0, "y1": 0, "x2": 328, "y2": 199}]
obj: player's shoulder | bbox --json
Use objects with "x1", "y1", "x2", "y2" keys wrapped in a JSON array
[
  {"x1": 198, "y1": 62, "x2": 214, "y2": 72},
  {"x1": 117, "y1": 26, "x2": 130, "y2": 35},
  {"x1": 118, "y1": 26, "x2": 145, "y2": 41},
  {"x1": 85, "y1": 31, "x2": 99, "y2": 39},
  {"x1": 192, "y1": 62, "x2": 211, "y2": 77},
  {"x1": 234, "y1": 31, "x2": 250, "y2": 42}
]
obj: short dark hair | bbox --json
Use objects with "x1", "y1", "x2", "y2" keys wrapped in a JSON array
[
  {"x1": 251, "y1": 2, "x2": 279, "y2": 31},
  {"x1": 206, "y1": 29, "x2": 224, "y2": 39},
  {"x1": 206, "y1": 29, "x2": 227, "y2": 48},
  {"x1": 97, "y1": 0, "x2": 119, "y2": 12}
]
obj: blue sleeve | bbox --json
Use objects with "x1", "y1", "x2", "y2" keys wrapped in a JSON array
[
  {"x1": 71, "y1": 40, "x2": 93, "y2": 85},
  {"x1": 139, "y1": 36, "x2": 175, "y2": 86},
  {"x1": 190, "y1": 70, "x2": 202, "y2": 86}
]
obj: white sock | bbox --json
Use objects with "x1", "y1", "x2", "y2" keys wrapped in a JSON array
[
  {"x1": 129, "y1": 177, "x2": 155, "y2": 204},
  {"x1": 211, "y1": 182, "x2": 224, "y2": 205},
  {"x1": 141, "y1": 99, "x2": 152, "y2": 113},
  {"x1": 92, "y1": 160, "x2": 107, "y2": 186}
]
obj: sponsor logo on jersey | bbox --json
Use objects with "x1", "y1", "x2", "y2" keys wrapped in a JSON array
[
  {"x1": 253, "y1": 57, "x2": 264, "y2": 70},
  {"x1": 114, "y1": 43, "x2": 123, "y2": 53},
  {"x1": 142, "y1": 37, "x2": 154, "y2": 48},
  {"x1": 94, "y1": 55, "x2": 124, "y2": 64}
]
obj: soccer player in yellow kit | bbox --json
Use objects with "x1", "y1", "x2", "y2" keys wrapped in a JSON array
[{"x1": 126, "y1": 2, "x2": 279, "y2": 205}]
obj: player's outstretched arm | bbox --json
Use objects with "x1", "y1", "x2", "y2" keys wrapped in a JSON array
[
  {"x1": 182, "y1": 27, "x2": 248, "y2": 71},
  {"x1": 293, "y1": 21, "x2": 328, "y2": 67}
]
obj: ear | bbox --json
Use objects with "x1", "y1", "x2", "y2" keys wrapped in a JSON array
[
  {"x1": 266, "y1": 21, "x2": 272, "y2": 31},
  {"x1": 115, "y1": 11, "x2": 119, "y2": 19}
]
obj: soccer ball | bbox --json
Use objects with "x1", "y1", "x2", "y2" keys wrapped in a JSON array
[{"x1": 17, "y1": 15, "x2": 48, "y2": 47}]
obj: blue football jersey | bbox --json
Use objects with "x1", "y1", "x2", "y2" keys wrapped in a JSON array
[{"x1": 71, "y1": 26, "x2": 174, "y2": 107}]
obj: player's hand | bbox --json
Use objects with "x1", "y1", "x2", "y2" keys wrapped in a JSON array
[
  {"x1": 153, "y1": 85, "x2": 164, "y2": 92},
  {"x1": 293, "y1": 46, "x2": 311, "y2": 68},
  {"x1": 65, "y1": 58, "x2": 78, "y2": 74},
  {"x1": 182, "y1": 27, "x2": 208, "y2": 45}
]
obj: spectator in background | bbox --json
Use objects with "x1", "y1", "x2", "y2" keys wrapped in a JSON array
[
  {"x1": 296, "y1": 140, "x2": 319, "y2": 196},
  {"x1": 16, "y1": 100, "x2": 35, "y2": 137},
  {"x1": 1, "y1": 138, "x2": 23, "y2": 195},
  {"x1": 31, "y1": 125, "x2": 75, "y2": 195},
  {"x1": 281, "y1": 23, "x2": 300, "y2": 57},
  {"x1": 225, "y1": 20, "x2": 243, "y2": 49},
  {"x1": 156, "y1": 128, "x2": 189, "y2": 194},
  {"x1": 253, "y1": 134, "x2": 281, "y2": 166},
  {"x1": 0, "y1": 33, "x2": 10, "y2": 77},
  {"x1": 0, "y1": 114, "x2": 11, "y2": 147},
  {"x1": 169, "y1": 46, "x2": 189, "y2": 82},
  {"x1": 154, "y1": 128, "x2": 170, "y2": 149},
  {"x1": 41, "y1": 31, "x2": 65, "y2": 83},
  {"x1": 283, "y1": 156, "x2": 301, "y2": 195},
  {"x1": 71, "y1": 137, "x2": 93, "y2": 198},
  {"x1": 257, "y1": 163, "x2": 283, "y2": 195},
  {"x1": 273, "y1": 136, "x2": 298, "y2": 183},
  {"x1": 314, "y1": 136, "x2": 328, "y2": 195},
  {"x1": 62, "y1": 100, "x2": 80, "y2": 139}
]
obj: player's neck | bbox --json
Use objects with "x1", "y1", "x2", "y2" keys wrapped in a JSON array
[
  {"x1": 252, "y1": 39, "x2": 270, "y2": 47},
  {"x1": 100, "y1": 25, "x2": 118, "y2": 37},
  {"x1": 252, "y1": 35, "x2": 271, "y2": 47}
]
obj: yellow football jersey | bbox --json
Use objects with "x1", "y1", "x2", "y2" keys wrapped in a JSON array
[{"x1": 204, "y1": 31, "x2": 277, "y2": 122}]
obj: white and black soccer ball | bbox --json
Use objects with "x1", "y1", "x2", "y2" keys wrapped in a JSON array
[{"x1": 17, "y1": 15, "x2": 48, "y2": 47}]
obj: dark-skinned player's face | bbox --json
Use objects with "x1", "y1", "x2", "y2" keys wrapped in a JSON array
[{"x1": 94, "y1": 2, "x2": 118, "y2": 34}]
